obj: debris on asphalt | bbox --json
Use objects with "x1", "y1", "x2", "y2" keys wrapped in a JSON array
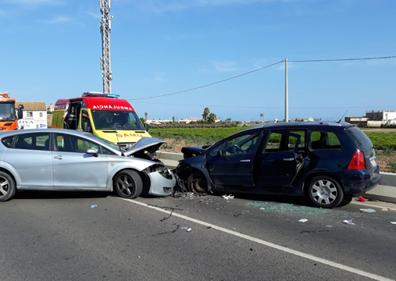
[
  {"x1": 298, "y1": 218, "x2": 308, "y2": 223},
  {"x1": 325, "y1": 225, "x2": 333, "y2": 228},
  {"x1": 390, "y1": 222, "x2": 396, "y2": 225},
  {"x1": 359, "y1": 208, "x2": 376, "y2": 214},
  {"x1": 137, "y1": 256, "x2": 141, "y2": 259},
  {"x1": 222, "y1": 194, "x2": 235, "y2": 201},
  {"x1": 90, "y1": 204, "x2": 98, "y2": 209},
  {"x1": 181, "y1": 226, "x2": 192, "y2": 232},
  {"x1": 342, "y1": 219, "x2": 355, "y2": 225},
  {"x1": 259, "y1": 207, "x2": 265, "y2": 211},
  {"x1": 357, "y1": 196, "x2": 367, "y2": 202},
  {"x1": 382, "y1": 208, "x2": 389, "y2": 212}
]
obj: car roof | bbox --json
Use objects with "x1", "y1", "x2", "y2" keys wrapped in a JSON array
[
  {"x1": 256, "y1": 121, "x2": 353, "y2": 130},
  {"x1": 0, "y1": 128, "x2": 95, "y2": 139}
]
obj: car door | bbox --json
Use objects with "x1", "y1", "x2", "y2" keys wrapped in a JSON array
[
  {"x1": 52, "y1": 133, "x2": 109, "y2": 190},
  {"x1": 256, "y1": 130, "x2": 305, "y2": 191},
  {"x1": 1, "y1": 132, "x2": 53, "y2": 189},
  {"x1": 206, "y1": 130, "x2": 262, "y2": 189}
]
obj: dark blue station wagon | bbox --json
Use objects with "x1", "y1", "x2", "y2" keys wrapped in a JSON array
[{"x1": 177, "y1": 122, "x2": 381, "y2": 208}]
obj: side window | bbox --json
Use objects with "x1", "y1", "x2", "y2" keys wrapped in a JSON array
[
  {"x1": 264, "y1": 132, "x2": 282, "y2": 152},
  {"x1": 1, "y1": 136, "x2": 14, "y2": 148},
  {"x1": 55, "y1": 134, "x2": 99, "y2": 153},
  {"x1": 209, "y1": 132, "x2": 260, "y2": 157},
  {"x1": 101, "y1": 146, "x2": 115, "y2": 155},
  {"x1": 14, "y1": 133, "x2": 50, "y2": 151},
  {"x1": 288, "y1": 130, "x2": 305, "y2": 151},
  {"x1": 310, "y1": 131, "x2": 341, "y2": 150}
]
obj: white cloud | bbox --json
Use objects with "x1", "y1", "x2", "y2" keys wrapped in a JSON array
[
  {"x1": 133, "y1": 0, "x2": 299, "y2": 13},
  {"x1": 43, "y1": 15, "x2": 72, "y2": 24},
  {"x1": 2, "y1": 0, "x2": 63, "y2": 6},
  {"x1": 212, "y1": 60, "x2": 239, "y2": 73}
]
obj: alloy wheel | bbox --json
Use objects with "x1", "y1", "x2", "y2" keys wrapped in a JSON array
[
  {"x1": 310, "y1": 179, "x2": 338, "y2": 206},
  {"x1": 116, "y1": 174, "x2": 136, "y2": 197},
  {"x1": 0, "y1": 177, "x2": 10, "y2": 198}
]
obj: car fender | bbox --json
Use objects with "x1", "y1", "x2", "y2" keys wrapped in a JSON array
[
  {"x1": 299, "y1": 168, "x2": 344, "y2": 193},
  {"x1": 0, "y1": 161, "x2": 22, "y2": 188},
  {"x1": 106, "y1": 159, "x2": 154, "y2": 190},
  {"x1": 178, "y1": 156, "x2": 215, "y2": 192}
]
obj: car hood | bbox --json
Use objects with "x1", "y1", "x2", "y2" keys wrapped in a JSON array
[{"x1": 123, "y1": 137, "x2": 165, "y2": 157}]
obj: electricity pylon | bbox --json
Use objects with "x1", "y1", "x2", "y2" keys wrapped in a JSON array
[{"x1": 100, "y1": 0, "x2": 112, "y2": 94}]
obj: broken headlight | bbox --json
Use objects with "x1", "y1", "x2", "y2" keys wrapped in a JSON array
[{"x1": 146, "y1": 164, "x2": 173, "y2": 180}]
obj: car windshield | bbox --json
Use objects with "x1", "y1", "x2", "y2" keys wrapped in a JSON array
[
  {"x1": 92, "y1": 110, "x2": 145, "y2": 131},
  {"x1": 0, "y1": 102, "x2": 16, "y2": 121}
]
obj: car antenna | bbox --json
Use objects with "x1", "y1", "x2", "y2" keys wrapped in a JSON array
[{"x1": 337, "y1": 109, "x2": 349, "y2": 123}]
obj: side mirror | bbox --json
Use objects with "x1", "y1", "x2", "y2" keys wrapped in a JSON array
[
  {"x1": 86, "y1": 147, "x2": 99, "y2": 156},
  {"x1": 17, "y1": 105, "x2": 24, "y2": 119}
]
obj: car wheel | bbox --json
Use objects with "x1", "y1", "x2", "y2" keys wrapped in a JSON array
[
  {"x1": 113, "y1": 170, "x2": 143, "y2": 199},
  {"x1": 307, "y1": 176, "x2": 344, "y2": 208},
  {"x1": 0, "y1": 171, "x2": 16, "y2": 202},
  {"x1": 187, "y1": 171, "x2": 208, "y2": 194}
]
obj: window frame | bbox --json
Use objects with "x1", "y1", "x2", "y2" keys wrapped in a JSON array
[
  {"x1": 262, "y1": 129, "x2": 307, "y2": 154},
  {"x1": 308, "y1": 130, "x2": 343, "y2": 151},
  {"x1": 11, "y1": 132, "x2": 51, "y2": 151}
]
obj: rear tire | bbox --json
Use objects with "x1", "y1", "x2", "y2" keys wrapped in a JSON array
[
  {"x1": 307, "y1": 176, "x2": 344, "y2": 208},
  {"x1": 187, "y1": 171, "x2": 208, "y2": 194},
  {"x1": 113, "y1": 170, "x2": 143, "y2": 199},
  {"x1": 0, "y1": 171, "x2": 16, "y2": 202}
]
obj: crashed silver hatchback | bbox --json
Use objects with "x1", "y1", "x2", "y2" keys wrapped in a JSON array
[{"x1": 0, "y1": 129, "x2": 176, "y2": 201}]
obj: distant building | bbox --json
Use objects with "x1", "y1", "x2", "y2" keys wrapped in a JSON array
[
  {"x1": 366, "y1": 111, "x2": 396, "y2": 121},
  {"x1": 16, "y1": 102, "x2": 47, "y2": 129},
  {"x1": 345, "y1": 110, "x2": 396, "y2": 128}
]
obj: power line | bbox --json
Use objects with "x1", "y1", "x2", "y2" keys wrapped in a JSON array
[
  {"x1": 129, "y1": 55, "x2": 396, "y2": 101},
  {"x1": 289, "y1": 55, "x2": 396, "y2": 63},
  {"x1": 130, "y1": 60, "x2": 283, "y2": 101}
]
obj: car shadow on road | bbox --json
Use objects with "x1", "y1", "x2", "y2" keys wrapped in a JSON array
[{"x1": 14, "y1": 190, "x2": 112, "y2": 200}]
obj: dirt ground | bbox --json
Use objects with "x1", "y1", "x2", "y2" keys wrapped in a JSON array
[{"x1": 161, "y1": 138, "x2": 396, "y2": 173}]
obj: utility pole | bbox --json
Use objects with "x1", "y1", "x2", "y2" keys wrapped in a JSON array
[
  {"x1": 284, "y1": 58, "x2": 289, "y2": 122},
  {"x1": 100, "y1": 0, "x2": 112, "y2": 94}
]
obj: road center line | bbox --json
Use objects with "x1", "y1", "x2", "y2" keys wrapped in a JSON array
[{"x1": 119, "y1": 198, "x2": 394, "y2": 281}]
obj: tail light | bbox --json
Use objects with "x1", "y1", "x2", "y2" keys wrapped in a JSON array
[{"x1": 348, "y1": 149, "x2": 366, "y2": 170}]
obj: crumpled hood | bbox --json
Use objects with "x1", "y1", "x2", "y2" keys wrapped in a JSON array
[{"x1": 124, "y1": 137, "x2": 165, "y2": 157}]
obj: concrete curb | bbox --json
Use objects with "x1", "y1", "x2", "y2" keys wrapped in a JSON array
[{"x1": 158, "y1": 151, "x2": 396, "y2": 204}]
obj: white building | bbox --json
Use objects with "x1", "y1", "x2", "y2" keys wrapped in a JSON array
[
  {"x1": 17, "y1": 102, "x2": 47, "y2": 129},
  {"x1": 366, "y1": 110, "x2": 396, "y2": 121}
]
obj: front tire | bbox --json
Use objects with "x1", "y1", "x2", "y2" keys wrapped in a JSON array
[
  {"x1": 113, "y1": 170, "x2": 143, "y2": 199},
  {"x1": 0, "y1": 171, "x2": 16, "y2": 202},
  {"x1": 187, "y1": 171, "x2": 208, "y2": 194},
  {"x1": 307, "y1": 176, "x2": 344, "y2": 208}
]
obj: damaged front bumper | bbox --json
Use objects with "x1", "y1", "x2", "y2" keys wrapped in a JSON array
[{"x1": 145, "y1": 164, "x2": 176, "y2": 196}]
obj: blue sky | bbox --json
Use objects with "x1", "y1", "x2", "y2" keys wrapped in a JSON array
[{"x1": 0, "y1": 0, "x2": 395, "y2": 121}]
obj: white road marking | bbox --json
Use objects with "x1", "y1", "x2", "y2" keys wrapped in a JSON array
[
  {"x1": 119, "y1": 198, "x2": 394, "y2": 281},
  {"x1": 351, "y1": 201, "x2": 396, "y2": 212}
]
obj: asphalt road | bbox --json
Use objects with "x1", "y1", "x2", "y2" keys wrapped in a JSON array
[{"x1": 1, "y1": 191, "x2": 395, "y2": 281}]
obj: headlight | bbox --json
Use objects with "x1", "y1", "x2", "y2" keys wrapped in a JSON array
[{"x1": 146, "y1": 164, "x2": 173, "y2": 180}]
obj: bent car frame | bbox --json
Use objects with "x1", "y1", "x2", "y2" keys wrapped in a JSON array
[
  {"x1": 0, "y1": 129, "x2": 176, "y2": 201},
  {"x1": 177, "y1": 122, "x2": 381, "y2": 208}
]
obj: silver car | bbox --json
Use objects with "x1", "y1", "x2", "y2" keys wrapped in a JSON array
[{"x1": 0, "y1": 129, "x2": 176, "y2": 201}]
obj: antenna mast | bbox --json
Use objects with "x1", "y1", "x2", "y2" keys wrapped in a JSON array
[{"x1": 100, "y1": 0, "x2": 112, "y2": 94}]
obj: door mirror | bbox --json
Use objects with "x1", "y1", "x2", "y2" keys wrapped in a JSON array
[
  {"x1": 17, "y1": 105, "x2": 24, "y2": 119},
  {"x1": 86, "y1": 147, "x2": 99, "y2": 156}
]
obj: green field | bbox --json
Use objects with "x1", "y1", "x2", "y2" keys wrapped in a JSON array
[{"x1": 150, "y1": 127, "x2": 396, "y2": 150}]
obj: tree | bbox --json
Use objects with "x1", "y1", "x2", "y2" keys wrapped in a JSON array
[
  {"x1": 207, "y1": 112, "x2": 217, "y2": 124},
  {"x1": 202, "y1": 107, "x2": 210, "y2": 121}
]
